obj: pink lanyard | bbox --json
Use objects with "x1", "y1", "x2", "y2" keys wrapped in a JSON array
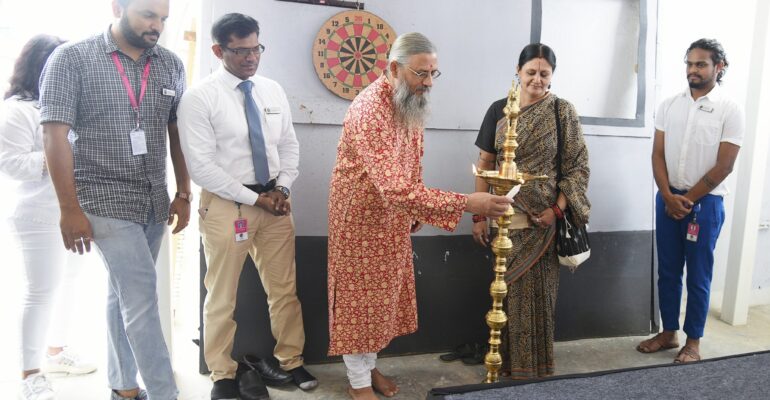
[{"x1": 111, "y1": 52, "x2": 151, "y2": 128}]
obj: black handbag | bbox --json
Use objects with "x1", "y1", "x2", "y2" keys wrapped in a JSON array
[{"x1": 554, "y1": 98, "x2": 590, "y2": 271}]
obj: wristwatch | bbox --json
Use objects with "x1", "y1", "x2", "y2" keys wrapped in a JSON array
[
  {"x1": 274, "y1": 185, "x2": 290, "y2": 199},
  {"x1": 175, "y1": 192, "x2": 193, "y2": 203}
]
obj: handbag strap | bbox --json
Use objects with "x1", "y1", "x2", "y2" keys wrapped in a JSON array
[{"x1": 554, "y1": 97, "x2": 563, "y2": 187}]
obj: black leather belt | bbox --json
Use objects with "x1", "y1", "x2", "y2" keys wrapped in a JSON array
[{"x1": 244, "y1": 179, "x2": 276, "y2": 194}]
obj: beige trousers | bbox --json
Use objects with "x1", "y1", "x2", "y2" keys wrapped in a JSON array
[{"x1": 199, "y1": 190, "x2": 305, "y2": 382}]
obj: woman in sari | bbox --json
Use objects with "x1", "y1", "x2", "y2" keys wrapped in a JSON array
[{"x1": 472, "y1": 43, "x2": 590, "y2": 379}]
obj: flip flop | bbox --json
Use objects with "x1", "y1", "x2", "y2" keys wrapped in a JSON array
[
  {"x1": 636, "y1": 333, "x2": 679, "y2": 353},
  {"x1": 674, "y1": 346, "x2": 701, "y2": 363}
]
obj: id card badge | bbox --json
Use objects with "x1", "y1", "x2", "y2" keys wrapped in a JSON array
[
  {"x1": 234, "y1": 218, "x2": 248, "y2": 242},
  {"x1": 130, "y1": 128, "x2": 148, "y2": 155},
  {"x1": 686, "y1": 222, "x2": 700, "y2": 242},
  {"x1": 686, "y1": 203, "x2": 701, "y2": 242}
]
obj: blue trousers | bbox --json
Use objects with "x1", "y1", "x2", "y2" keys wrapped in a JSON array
[
  {"x1": 87, "y1": 210, "x2": 178, "y2": 400},
  {"x1": 655, "y1": 190, "x2": 725, "y2": 339}
]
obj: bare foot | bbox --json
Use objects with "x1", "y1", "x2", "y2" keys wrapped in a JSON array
[
  {"x1": 348, "y1": 386, "x2": 378, "y2": 400},
  {"x1": 371, "y1": 368, "x2": 398, "y2": 397},
  {"x1": 636, "y1": 331, "x2": 679, "y2": 353}
]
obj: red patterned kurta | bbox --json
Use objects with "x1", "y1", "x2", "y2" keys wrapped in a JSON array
[{"x1": 327, "y1": 76, "x2": 467, "y2": 355}]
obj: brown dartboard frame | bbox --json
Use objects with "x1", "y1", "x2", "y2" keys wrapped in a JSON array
[{"x1": 312, "y1": 10, "x2": 396, "y2": 100}]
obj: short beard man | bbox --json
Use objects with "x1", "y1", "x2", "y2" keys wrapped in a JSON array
[
  {"x1": 119, "y1": 15, "x2": 160, "y2": 49},
  {"x1": 393, "y1": 78, "x2": 430, "y2": 129},
  {"x1": 687, "y1": 75, "x2": 713, "y2": 90}
]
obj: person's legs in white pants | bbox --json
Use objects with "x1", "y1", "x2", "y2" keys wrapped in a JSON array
[
  {"x1": 42, "y1": 250, "x2": 97, "y2": 375},
  {"x1": 16, "y1": 221, "x2": 67, "y2": 400},
  {"x1": 343, "y1": 353, "x2": 377, "y2": 389},
  {"x1": 16, "y1": 221, "x2": 66, "y2": 374},
  {"x1": 343, "y1": 353, "x2": 399, "y2": 399},
  {"x1": 46, "y1": 251, "x2": 82, "y2": 349}
]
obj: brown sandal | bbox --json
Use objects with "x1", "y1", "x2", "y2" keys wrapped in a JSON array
[
  {"x1": 674, "y1": 346, "x2": 701, "y2": 363},
  {"x1": 636, "y1": 333, "x2": 679, "y2": 353}
]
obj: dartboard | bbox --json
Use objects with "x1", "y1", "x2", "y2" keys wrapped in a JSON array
[{"x1": 312, "y1": 10, "x2": 396, "y2": 100}]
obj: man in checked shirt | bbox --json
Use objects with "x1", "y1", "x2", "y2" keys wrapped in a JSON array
[{"x1": 39, "y1": 0, "x2": 189, "y2": 399}]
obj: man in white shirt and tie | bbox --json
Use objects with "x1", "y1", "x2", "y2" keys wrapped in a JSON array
[{"x1": 177, "y1": 12, "x2": 316, "y2": 400}]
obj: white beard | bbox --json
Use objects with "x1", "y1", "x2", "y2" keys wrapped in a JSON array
[{"x1": 393, "y1": 78, "x2": 430, "y2": 129}]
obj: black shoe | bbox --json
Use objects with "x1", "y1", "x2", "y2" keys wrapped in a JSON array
[
  {"x1": 242, "y1": 355, "x2": 292, "y2": 387},
  {"x1": 211, "y1": 378, "x2": 238, "y2": 400},
  {"x1": 288, "y1": 366, "x2": 318, "y2": 391},
  {"x1": 439, "y1": 343, "x2": 476, "y2": 362},
  {"x1": 460, "y1": 343, "x2": 488, "y2": 365},
  {"x1": 237, "y1": 368, "x2": 270, "y2": 400}
]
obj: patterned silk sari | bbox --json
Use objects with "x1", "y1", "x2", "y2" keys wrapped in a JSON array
[{"x1": 492, "y1": 93, "x2": 590, "y2": 379}]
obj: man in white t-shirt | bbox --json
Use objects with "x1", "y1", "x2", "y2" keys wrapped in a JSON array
[{"x1": 638, "y1": 38, "x2": 744, "y2": 363}]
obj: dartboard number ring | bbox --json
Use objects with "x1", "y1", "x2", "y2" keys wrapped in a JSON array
[{"x1": 312, "y1": 10, "x2": 397, "y2": 100}]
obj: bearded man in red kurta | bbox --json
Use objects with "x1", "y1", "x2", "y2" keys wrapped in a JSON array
[{"x1": 327, "y1": 32, "x2": 512, "y2": 400}]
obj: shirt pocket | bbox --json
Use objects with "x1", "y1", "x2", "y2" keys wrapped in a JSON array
[
  {"x1": 151, "y1": 74, "x2": 175, "y2": 122},
  {"x1": 694, "y1": 119, "x2": 722, "y2": 146},
  {"x1": 263, "y1": 108, "x2": 283, "y2": 145}
]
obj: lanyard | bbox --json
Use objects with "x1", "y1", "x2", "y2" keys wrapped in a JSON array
[
  {"x1": 691, "y1": 203, "x2": 701, "y2": 223},
  {"x1": 110, "y1": 52, "x2": 151, "y2": 129}
]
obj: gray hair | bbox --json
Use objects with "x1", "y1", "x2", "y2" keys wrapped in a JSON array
[{"x1": 388, "y1": 32, "x2": 436, "y2": 66}]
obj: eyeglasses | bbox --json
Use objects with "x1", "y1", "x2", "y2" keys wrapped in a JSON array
[
  {"x1": 405, "y1": 65, "x2": 441, "y2": 80},
  {"x1": 223, "y1": 44, "x2": 266, "y2": 57}
]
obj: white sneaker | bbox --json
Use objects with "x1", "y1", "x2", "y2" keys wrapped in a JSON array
[
  {"x1": 44, "y1": 348, "x2": 97, "y2": 375},
  {"x1": 19, "y1": 373, "x2": 55, "y2": 400}
]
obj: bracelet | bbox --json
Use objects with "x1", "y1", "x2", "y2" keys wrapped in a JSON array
[
  {"x1": 551, "y1": 204, "x2": 564, "y2": 219},
  {"x1": 472, "y1": 214, "x2": 486, "y2": 223}
]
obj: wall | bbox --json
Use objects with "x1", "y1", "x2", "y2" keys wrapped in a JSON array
[{"x1": 199, "y1": 0, "x2": 656, "y2": 236}]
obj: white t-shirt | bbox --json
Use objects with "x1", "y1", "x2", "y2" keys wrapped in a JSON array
[
  {"x1": 654, "y1": 85, "x2": 744, "y2": 196},
  {"x1": 0, "y1": 96, "x2": 60, "y2": 225}
]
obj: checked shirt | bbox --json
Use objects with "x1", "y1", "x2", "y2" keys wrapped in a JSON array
[{"x1": 40, "y1": 28, "x2": 186, "y2": 224}]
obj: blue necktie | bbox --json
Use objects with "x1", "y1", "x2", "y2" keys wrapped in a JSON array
[{"x1": 238, "y1": 80, "x2": 270, "y2": 185}]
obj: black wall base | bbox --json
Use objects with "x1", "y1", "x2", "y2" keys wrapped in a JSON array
[{"x1": 198, "y1": 231, "x2": 655, "y2": 373}]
